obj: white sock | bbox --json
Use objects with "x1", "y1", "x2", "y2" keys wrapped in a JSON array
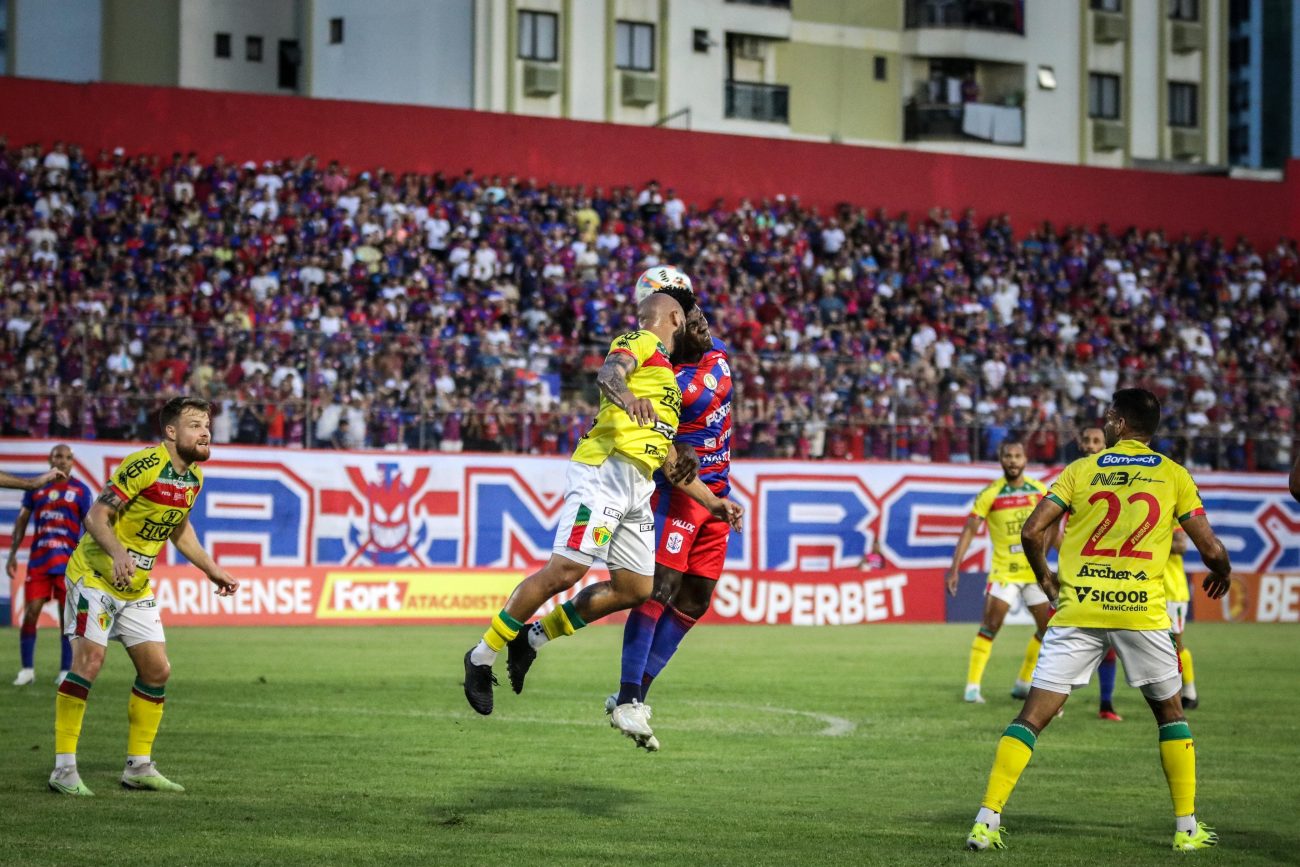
[
  {"x1": 1182, "y1": 683, "x2": 1198, "y2": 701},
  {"x1": 966, "y1": 683, "x2": 981, "y2": 692},
  {"x1": 55, "y1": 753, "x2": 76, "y2": 769},
  {"x1": 126, "y1": 754, "x2": 151, "y2": 770},
  {"x1": 1175, "y1": 814, "x2": 1197, "y2": 834},
  {"x1": 975, "y1": 807, "x2": 1000, "y2": 830},
  {"x1": 1013, "y1": 679, "x2": 1030, "y2": 690},
  {"x1": 527, "y1": 622, "x2": 550, "y2": 650},
  {"x1": 468, "y1": 641, "x2": 497, "y2": 667}
]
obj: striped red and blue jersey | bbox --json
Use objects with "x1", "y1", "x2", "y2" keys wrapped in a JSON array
[
  {"x1": 660, "y1": 337, "x2": 732, "y2": 497},
  {"x1": 20, "y1": 478, "x2": 92, "y2": 576}
]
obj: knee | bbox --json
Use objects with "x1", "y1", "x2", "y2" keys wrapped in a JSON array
[
  {"x1": 534, "y1": 558, "x2": 587, "y2": 596},
  {"x1": 74, "y1": 645, "x2": 106, "y2": 681},
  {"x1": 140, "y1": 659, "x2": 171, "y2": 686},
  {"x1": 676, "y1": 579, "x2": 715, "y2": 620}
]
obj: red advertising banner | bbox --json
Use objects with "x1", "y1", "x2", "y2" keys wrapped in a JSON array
[
  {"x1": 704, "y1": 569, "x2": 946, "y2": 625},
  {"x1": 12, "y1": 567, "x2": 947, "y2": 627},
  {"x1": 1193, "y1": 573, "x2": 1300, "y2": 623}
]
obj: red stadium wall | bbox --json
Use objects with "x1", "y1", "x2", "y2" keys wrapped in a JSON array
[{"x1": 3, "y1": 77, "x2": 1298, "y2": 245}]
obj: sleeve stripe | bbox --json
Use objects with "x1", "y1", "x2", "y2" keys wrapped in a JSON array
[
  {"x1": 1178, "y1": 507, "x2": 1206, "y2": 522},
  {"x1": 1045, "y1": 492, "x2": 1069, "y2": 510}
]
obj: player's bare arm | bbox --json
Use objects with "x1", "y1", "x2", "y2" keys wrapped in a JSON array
[
  {"x1": 0, "y1": 468, "x2": 67, "y2": 490},
  {"x1": 1178, "y1": 513, "x2": 1231, "y2": 600},
  {"x1": 169, "y1": 515, "x2": 239, "y2": 596},
  {"x1": 85, "y1": 486, "x2": 136, "y2": 590},
  {"x1": 662, "y1": 443, "x2": 699, "y2": 486},
  {"x1": 675, "y1": 474, "x2": 744, "y2": 532},
  {"x1": 6, "y1": 505, "x2": 31, "y2": 580},
  {"x1": 945, "y1": 515, "x2": 984, "y2": 596},
  {"x1": 1021, "y1": 497, "x2": 1067, "y2": 603},
  {"x1": 597, "y1": 352, "x2": 657, "y2": 426}
]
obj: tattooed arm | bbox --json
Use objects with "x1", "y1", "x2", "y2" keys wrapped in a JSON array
[
  {"x1": 596, "y1": 352, "x2": 658, "y2": 426},
  {"x1": 84, "y1": 486, "x2": 137, "y2": 590}
]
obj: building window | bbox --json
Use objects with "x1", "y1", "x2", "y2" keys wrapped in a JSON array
[
  {"x1": 1168, "y1": 81, "x2": 1198, "y2": 126},
  {"x1": 518, "y1": 10, "x2": 558, "y2": 62},
  {"x1": 1230, "y1": 81, "x2": 1249, "y2": 111},
  {"x1": 215, "y1": 32, "x2": 231, "y2": 59},
  {"x1": 693, "y1": 28, "x2": 710, "y2": 53},
  {"x1": 246, "y1": 36, "x2": 263, "y2": 62},
  {"x1": 615, "y1": 21, "x2": 655, "y2": 72},
  {"x1": 1168, "y1": 0, "x2": 1198, "y2": 20},
  {"x1": 329, "y1": 17, "x2": 344, "y2": 44},
  {"x1": 874, "y1": 55, "x2": 887, "y2": 81},
  {"x1": 1091, "y1": 0, "x2": 1122, "y2": 11},
  {"x1": 278, "y1": 39, "x2": 300, "y2": 90},
  {"x1": 1088, "y1": 73, "x2": 1121, "y2": 119}
]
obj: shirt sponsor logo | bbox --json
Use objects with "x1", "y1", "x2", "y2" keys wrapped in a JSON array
[
  {"x1": 127, "y1": 549, "x2": 157, "y2": 571},
  {"x1": 639, "y1": 522, "x2": 655, "y2": 532},
  {"x1": 118, "y1": 453, "x2": 161, "y2": 484},
  {"x1": 1072, "y1": 586, "x2": 1149, "y2": 604},
  {"x1": 1097, "y1": 453, "x2": 1162, "y2": 467},
  {"x1": 704, "y1": 403, "x2": 731, "y2": 426},
  {"x1": 1076, "y1": 563, "x2": 1150, "y2": 581},
  {"x1": 1090, "y1": 470, "x2": 1167, "y2": 487},
  {"x1": 603, "y1": 506, "x2": 624, "y2": 520}
]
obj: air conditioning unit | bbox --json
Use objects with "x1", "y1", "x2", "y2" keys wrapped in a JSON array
[
  {"x1": 735, "y1": 36, "x2": 765, "y2": 61},
  {"x1": 523, "y1": 62, "x2": 560, "y2": 97},
  {"x1": 1092, "y1": 120, "x2": 1126, "y2": 151},
  {"x1": 1171, "y1": 128, "x2": 1203, "y2": 157},
  {"x1": 620, "y1": 72, "x2": 658, "y2": 107},
  {"x1": 1171, "y1": 21, "x2": 1202, "y2": 53},
  {"x1": 1093, "y1": 13, "x2": 1125, "y2": 44}
]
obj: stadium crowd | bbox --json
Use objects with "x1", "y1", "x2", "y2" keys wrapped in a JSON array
[{"x1": 0, "y1": 137, "x2": 1295, "y2": 470}]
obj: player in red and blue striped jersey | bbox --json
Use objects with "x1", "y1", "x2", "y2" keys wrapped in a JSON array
[
  {"x1": 6, "y1": 444, "x2": 92, "y2": 686},
  {"x1": 610, "y1": 305, "x2": 742, "y2": 749}
]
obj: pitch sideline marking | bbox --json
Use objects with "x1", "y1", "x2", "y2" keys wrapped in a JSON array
[{"x1": 202, "y1": 699, "x2": 855, "y2": 737}]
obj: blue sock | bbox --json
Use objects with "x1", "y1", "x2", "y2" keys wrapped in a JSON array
[
  {"x1": 641, "y1": 606, "x2": 698, "y2": 701},
  {"x1": 619, "y1": 600, "x2": 665, "y2": 704},
  {"x1": 60, "y1": 634, "x2": 72, "y2": 670},
  {"x1": 1098, "y1": 654, "x2": 1117, "y2": 709},
  {"x1": 20, "y1": 625, "x2": 36, "y2": 668}
]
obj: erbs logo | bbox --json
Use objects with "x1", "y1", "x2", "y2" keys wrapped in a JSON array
[{"x1": 1098, "y1": 454, "x2": 1162, "y2": 467}]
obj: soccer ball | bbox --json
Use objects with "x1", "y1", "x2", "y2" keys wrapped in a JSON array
[{"x1": 634, "y1": 265, "x2": 693, "y2": 304}]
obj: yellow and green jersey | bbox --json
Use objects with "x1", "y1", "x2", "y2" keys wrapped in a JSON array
[
  {"x1": 1047, "y1": 439, "x2": 1204, "y2": 630},
  {"x1": 970, "y1": 476, "x2": 1048, "y2": 583},
  {"x1": 572, "y1": 330, "x2": 682, "y2": 478},
  {"x1": 66, "y1": 443, "x2": 203, "y2": 601},
  {"x1": 1163, "y1": 530, "x2": 1189, "y2": 603}
]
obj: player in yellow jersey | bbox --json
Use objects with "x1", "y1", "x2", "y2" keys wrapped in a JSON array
[
  {"x1": 464, "y1": 289, "x2": 743, "y2": 724},
  {"x1": 1164, "y1": 528, "x2": 1197, "y2": 709},
  {"x1": 946, "y1": 440, "x2": 1050, "y2": 704},
  {"x1": 965, "y1": 389, "x2": 1231, "y2": 853},
  {"x1": 48, "y1": 398, "x2": 239, "y2": 797}
]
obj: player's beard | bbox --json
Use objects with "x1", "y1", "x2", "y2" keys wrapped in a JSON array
[{"x1": 178, "y1": 440, "x2": 211, "y2": 464}]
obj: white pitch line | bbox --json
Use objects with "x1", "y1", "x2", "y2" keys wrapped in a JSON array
[{"x1": 201, "y1": 699, "x2": 856, "y2": 737}]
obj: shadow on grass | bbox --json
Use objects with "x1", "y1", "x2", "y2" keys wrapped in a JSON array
[{"x1": 428, "y1": 780, "x2": 640, "y2": 828}]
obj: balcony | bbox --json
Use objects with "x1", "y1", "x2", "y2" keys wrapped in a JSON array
[
  {"x1": 905, "y1": 101, "x2": 1024, "y2": 145},
  {"x1": 905, "y1": 0, "x2": 1024, "y2": 35},
  {"x1": 725, "y1": 80, "x2": 789, "y2": 123}
]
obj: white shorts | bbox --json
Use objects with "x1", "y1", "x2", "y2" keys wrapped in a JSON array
[
  {"x1": 1032, "y1": 626, "x2": 1180, "y2": 697},
  {"x1": 63, "y1": 578, "x2": 166, "y2": 648},
  {"x1": 1167, "y1": 601, "x2": 1188, "y2": 633},
  {"x1": 552, "y1": 455, "x2": 656, "y2": 575},
  {"x1": 986, "y1": 579, "x2": 1050, "y2": 609}
]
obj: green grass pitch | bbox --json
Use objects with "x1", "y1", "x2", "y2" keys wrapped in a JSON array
[{"x1": 2, "y1": 623, "x2": 1297, "y2": 865}]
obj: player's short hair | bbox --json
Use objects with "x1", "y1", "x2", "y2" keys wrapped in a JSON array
[
  {"x1": 1111, "y1": 388, "x2": 1161, "y2": 437},
  {"x1": 160, "y1": 397, "x2": 211, "y2": 432},
  {"x1": 998, "y1": 439, "x2": 1025, "y2": 455}
]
